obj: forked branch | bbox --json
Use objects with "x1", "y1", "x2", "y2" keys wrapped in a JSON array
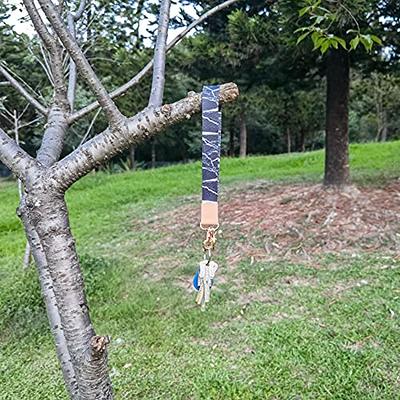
[{"x1": 51, "y1": 83, "x2": 239, "y2": 190}]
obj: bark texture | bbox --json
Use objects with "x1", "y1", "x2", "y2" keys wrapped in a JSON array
[
  {"x1": 26, "y1": 189, "x2": 112, "y2": 399},
  {"x1": 148, "y1": 0, "x2": 171, "y2": 107},
  {"x1": 20, "y1": 208, "x2": 79, "y2": 398},
  {"x1": 20, "y1": 107, "x2": 78, "y2": 397},
  {"x1": 324, "y1": 48, "x2": 350, "y2": 186}
]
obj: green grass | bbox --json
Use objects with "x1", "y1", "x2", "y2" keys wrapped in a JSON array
[{"x1": 0, "y1": 141, "x2": 399, "y2": 399}]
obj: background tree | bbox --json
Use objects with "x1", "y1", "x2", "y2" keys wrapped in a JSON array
[{"x1": 295, "y1": 0, "x2": 400, "y2": 185}]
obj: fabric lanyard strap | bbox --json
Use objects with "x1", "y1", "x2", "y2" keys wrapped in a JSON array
[{"x1": 201, "y1": 85, "x2": 221, "y2": 228}]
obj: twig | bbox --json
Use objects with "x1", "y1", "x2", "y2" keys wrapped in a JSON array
[
  {"x1": 0, "y1": 64, "x2": 48, "y2": 115},
  {"x1": 68, "y1": 0, "x2": 239, "y2": 123},
  {"x1": 79, "y1": 108, "x2": 101, "y2": 146}
]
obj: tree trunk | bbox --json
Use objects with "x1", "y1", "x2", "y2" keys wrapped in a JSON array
[
  {"x1": 151, "y1": 139, "x2": 156, "y2": 168},
  {"x1": 299, "y1": 128, "x2": 306, "y2": 152},
  {"x1": 229, "y1": 125, "x2": 235, "y2": 157},
  {"x1": 23, "y1": 188, "x2": 112, "y2": 399},
  {"x1": 286, "y1": 127, "x2": 291, "y2": 154},
  {"x1": 239, "y1": 111, "x2": 247, "y2": 158},
  {"x1": 324, "y1": 48, "x2": 350, "y2": 186},
  {"x1": 129, "y1": 145, "x2": 136, "y2": 170},
  {"x1": 20, "y1": 209, "x2": 79, "y2": 398},
  {"x1": 381, "y1": 110, "x2": 388, "y2": 141}
]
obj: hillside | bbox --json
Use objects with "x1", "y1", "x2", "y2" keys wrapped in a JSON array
[{"x1": 0, "y1": 141, "x2": 399, "y2": 399}]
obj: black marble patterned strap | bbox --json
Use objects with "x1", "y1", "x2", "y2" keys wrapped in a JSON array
[{"x1": 202, "y1": 85, "x2": 221, "y2": 203}]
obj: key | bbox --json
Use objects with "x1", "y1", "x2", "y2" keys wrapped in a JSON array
[
  {"x1": 199, "y1": 260, "x2": 206, "y2": 279},
  {"x1": 195, "y1": 260, "x2": 208, "y2": 306},
  {"x1": 204, "y1": 264, "x2": 211, "y2": 303},
  {"x1": 195, "y1": 284, "x2": 204, "y2": 306},
  {"x1": 208, "y1": 261, "x2": 219, "y2": 279},
  {"x1": 204, "y1": 261, "x2": 219, "y2": 304}
]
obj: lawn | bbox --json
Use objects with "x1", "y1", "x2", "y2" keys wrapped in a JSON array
[{"x1": 0, "y1": 140, "x2": 399, "y2": 399}]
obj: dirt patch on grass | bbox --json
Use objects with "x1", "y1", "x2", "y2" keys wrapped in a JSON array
[{"x1": 135, "y1": 180, "x2": 400, "y2": 265}]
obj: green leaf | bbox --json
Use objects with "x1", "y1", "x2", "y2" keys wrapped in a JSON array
[
  {"x1": 320, "y1": 39, "x2": 331, "y2": 54},
  {"x1": 370, "y1": 35, "x2": 382, "y2": 45},
  {"x1": 335, "y1": 37, "x2": 347, "y2": 50},
  {"x1": 311, "y1": 31, "x2": 320, "y2": 43},
  {"x1": 297, "y1": 32, "x2": 310, "y2": 45},
  {"x1": 299, "y1": 6, "x2": 310, "y2": 17},
  {"x1": 360, "y1": 34, "x2": 373, "y2": 52},
  {"x1": 313, "y1": 35, "x2": 326, "y2": 50},
  {"x1": 350, "y1": 36, "x2": 360, "y2": 50}
]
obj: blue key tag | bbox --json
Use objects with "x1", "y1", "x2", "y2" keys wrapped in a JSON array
[{"x1": 193, "y1": 269, "x2": 200, "y2": 291}]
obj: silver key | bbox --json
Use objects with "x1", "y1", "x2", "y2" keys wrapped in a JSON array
[
  {"x1": 205, "y1": 261, "x2": 218, "y2": 303},
  {"x1": 199, "y1": 260, "x2": 207, "y2": 279},
  {"x1": 208, "y1": 261, "x2": 219, "y2": 279},
  {"x1": 204, "y1": 265, "x2": 211, "y2": 303},
  {"x1": 196, "y1": 260, "x2": 208, "y2": 306}
]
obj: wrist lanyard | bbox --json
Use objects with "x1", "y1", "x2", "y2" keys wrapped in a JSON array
[
  {"x1": 194, "y1": 85, "x2": 221, "y2": 308},
  {"x1": 201, "y1": 85, "x2": 221, "y2": 230}
]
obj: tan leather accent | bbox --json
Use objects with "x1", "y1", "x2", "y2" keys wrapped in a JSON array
[{"x1": 201, "y1": 201, "x2": 219, "y2": 226}]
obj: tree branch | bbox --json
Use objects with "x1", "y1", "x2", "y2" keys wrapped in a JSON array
[
  {"x1": 23, "y1": 0, "x2": 68, "y2": 109},
  {"x1": 148, "y1": 0, "x2": 171, "y2": 107},
  {"x1": 36, "y1": 107, "x2": 69, "y2": 167},
  {"x1": 67, "y1": 0, "x2": 87, "y2": 110},
  {"x1": 37, "y1": 0, "x2": 124, "y2": 126},
  {"x1": 167, "y1": 0, "x2": 239, "y2": 54},
  {"x1": 50, "y1": 82, "x2": 239, "y2": 190},
  {"x1": 66, "y1": 12, "x2": 78, "y2": 111},
  {"x1": 22, "y1": 0, "x2": 56, "y2": 51},
  {"x1": 0, "y1": 127, "x2": 38, "y2": 180},
  {"x1": 68, "y1": 0, "x2": 239, "y2": 123},
  {"x1": 73, "y1": 0, "x2": 87, "y2": 20},
  {"x1": 19, "y1": 209, "x2": 78, "y2": 398},
  {"x1": 0, "y1": 65, "x2": 48, "y2": 115}
]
